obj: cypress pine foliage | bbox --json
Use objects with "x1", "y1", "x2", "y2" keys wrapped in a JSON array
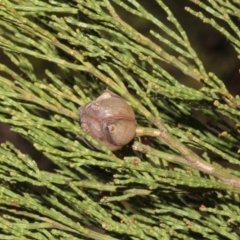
[{"x1": 0, "y1": 0, "x2": 240, "y2": 239}]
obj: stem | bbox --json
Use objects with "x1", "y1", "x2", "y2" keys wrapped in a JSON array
[{"x1": 135, "y1": 127, "x2": 240, "y2": 188}]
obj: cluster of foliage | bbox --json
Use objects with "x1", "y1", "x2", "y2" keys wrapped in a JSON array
[{"x1": 0, "y1": 0, "x2": 240, "y2": 239}]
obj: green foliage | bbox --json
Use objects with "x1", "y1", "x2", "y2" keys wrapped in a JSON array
[{"x1": 0, "y1": 0, "x2": 240, "y2": 239}]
